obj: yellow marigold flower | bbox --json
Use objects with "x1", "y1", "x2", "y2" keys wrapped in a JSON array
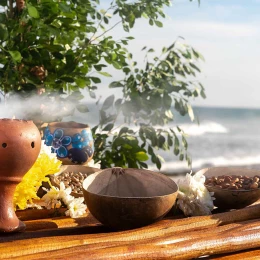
[{"x1": 13, "y1": 143, "x2": 62, "y2": 210}]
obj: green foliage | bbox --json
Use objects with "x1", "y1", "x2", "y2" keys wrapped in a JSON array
[{"x1": 0, "y1": 0, "x2": 204, "y2": 169}]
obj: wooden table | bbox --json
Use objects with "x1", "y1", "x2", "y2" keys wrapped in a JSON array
[{"x1": 1, "y1": 205, "x2": 260, "y2": 259}]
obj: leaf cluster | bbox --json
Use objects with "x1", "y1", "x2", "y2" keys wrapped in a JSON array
[
  {"x1": 93, "y1": 41, "x2": 205, "y2": 169},
  {"x1": 0, "y1": 0, "x2": 204, "y2": 170}
]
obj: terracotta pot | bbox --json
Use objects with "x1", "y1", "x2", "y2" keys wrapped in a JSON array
[
  {"x1": 44, "y1": 121, "x2": 94, "y2": 165},
  {"x1": 0, "y1": 119, "x2": 41, "y2": 232}
]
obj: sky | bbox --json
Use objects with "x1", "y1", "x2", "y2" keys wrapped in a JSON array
[{"x1": 94, "y1": 0, "x2": 260, "y2": 108}]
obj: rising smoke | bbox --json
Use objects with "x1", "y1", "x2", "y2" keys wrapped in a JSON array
[{"x1": 0, "y1": 93, "x2": 76, "y2": 123}]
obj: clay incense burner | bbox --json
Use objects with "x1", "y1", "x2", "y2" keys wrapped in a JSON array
[{"x1": 0, "y1": 119, "x2": 41, "y2": 233}]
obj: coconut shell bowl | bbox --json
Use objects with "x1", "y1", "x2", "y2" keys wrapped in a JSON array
[
  {"x1": 43, "y1": 121, "x2": 94, "y2": 165},
  {"x1": 83, "y1": 167, "x2": 178, "y2": 230},
  {"x1": 0, "y1": 119, "x2": 41, "y2": 233},
  {"x1": 201, "y1": 167, "x2": 260, "y2": 210}
]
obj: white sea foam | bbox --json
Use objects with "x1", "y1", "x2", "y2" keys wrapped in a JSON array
[
  {"x1": 151, "y1": 154, "x2": 260, "y2": 174},
  {"x1": 113, "y1": 121, "x2": 229, "y2": 137},
  {"x1": 179, "y1": 121, "x2": 228, "y2": 136}
]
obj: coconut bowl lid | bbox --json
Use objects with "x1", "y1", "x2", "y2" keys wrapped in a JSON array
[{"x1": 83, "y1": 167, "x2": 178, "y2": 198}]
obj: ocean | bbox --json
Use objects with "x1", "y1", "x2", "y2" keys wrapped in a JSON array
[
  {"x1": 157, "y1": 106, "x2": 260, "y2": 175},
  {"x1": 65, "y1": 105, "x2": 260, "y2": 175}
]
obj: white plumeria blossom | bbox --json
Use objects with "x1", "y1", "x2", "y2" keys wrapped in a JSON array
[
  {"x1": 40, "y1": 140, "x2": 58, "y2": 162},
  {"x1": 65, "y1": 197, "x2": 87, "y2": 218},
  {"x1": 177, "y1": 170, "x2": 215, "y2": 216},
  {"x1": 42, "y1": 182, "x2": 86, "y2": 217}
]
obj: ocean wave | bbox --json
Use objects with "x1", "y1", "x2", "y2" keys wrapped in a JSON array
[
  {"x1": 152, "y1": 154, "x2": 260, "y2": 174},
  {"x1": 179, "y1": 121, "x2": 229, "y2": 136},
  {"x1": 107, "y1": 121, "x2": 229, "y2": 137}
]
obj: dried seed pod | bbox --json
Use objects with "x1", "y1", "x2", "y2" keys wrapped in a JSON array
[
  {"x1": 16, "y1": 0, "x2": 25, "y2": 11},
  {"x1": 30, "y1": 65, "x2": 46, "y2": 81}
]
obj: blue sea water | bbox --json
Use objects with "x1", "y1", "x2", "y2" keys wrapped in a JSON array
[
  {"x1": 65, "y1": 105, "x2": 260, "y2": 174},
  {"x1": 158, "y1": 106, "x2": 260, "y2": 174}
]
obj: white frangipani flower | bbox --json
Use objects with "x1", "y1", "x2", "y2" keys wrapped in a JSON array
[
  {"x1": 65, "y1": 197, "x2": 87, "y2": 218},
  {"x1": 42, "y1": 183, "x2": 87, "y2": 218},
  {"x1": 177, "y1": 170, "x2": 215, "y2": 216}
]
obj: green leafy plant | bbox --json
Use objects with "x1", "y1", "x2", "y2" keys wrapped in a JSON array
[{"x1": 0, "y1": 0, "x2": 205, "y2": 169}]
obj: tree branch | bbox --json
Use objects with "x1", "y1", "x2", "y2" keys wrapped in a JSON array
[
  {"x1": 9, "y1": 0, "x2": 13, "y2": 18},
  {"x1": 90, "y1": 20, "x2": 122, "y2": 43}
]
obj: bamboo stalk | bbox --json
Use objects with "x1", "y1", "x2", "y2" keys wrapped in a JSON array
[
  {"x1": 11, "y1": 221, "x2": 246, "y2": 260},
  {"x1": 210, "y1": 248, "x2": 260, "y2": 259},
  {"x1": 1, "y1": 205, "x2": 260, "y2": 259},
  {"x1": 46, "y1": 228, "x2": 260, "y2": 260}
]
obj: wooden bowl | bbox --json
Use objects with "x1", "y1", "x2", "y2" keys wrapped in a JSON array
[
  {"x1": 50, "y1": 165, "x2": 100, "y2": 197},
  {"x1": 83, "y1": 168, "x2": 178, "y2": 230},
  {"x1": 200, "y1": 167, "x2": 260, "y2": 209}
]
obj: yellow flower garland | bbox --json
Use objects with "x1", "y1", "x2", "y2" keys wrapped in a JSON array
[{"x1": 13, "y1": 152, "x2": 62, "y2": 210}]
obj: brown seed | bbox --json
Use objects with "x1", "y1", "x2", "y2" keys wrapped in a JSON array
[
  {"x1": 250, "y1": 182, "x2": 258, "y2": 189},
  {"x1": 224, "y1": 176, "x2": 232, "y2": 183},
  {"x1": 72, "y1": 176, "x2": 78, "y2": 182},
  {"x1": 205, "y1": 179, "x2": 210, "y2": 185},
  {"x1": 222, "y1": 183, "x2": 230, "y2": 189},
  {"x1": 216, "y1": 179, "x2": 223, "y2": 185},
  {"x1": 234, "y1": 178, "x2": 239, "y2": 183},
  {"x1": 253, "y1": 177, "x2": 259, "y2": 183},
  {"x1": 244, "y1": 179, "x2": 250, "y2": 185}
]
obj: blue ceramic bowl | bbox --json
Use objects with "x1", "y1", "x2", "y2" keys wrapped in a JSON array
[{"x1": 44, "y1": 121, "x2": 94, "y2": 165}]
